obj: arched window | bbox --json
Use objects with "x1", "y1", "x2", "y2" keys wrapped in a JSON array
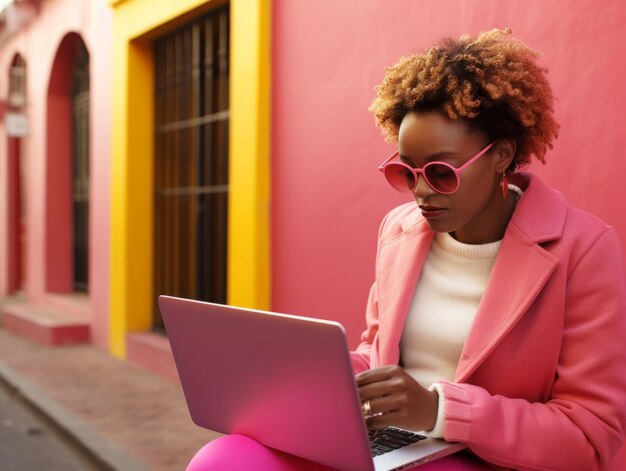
[
  {"x1": 46, "y1": 33, "x2": 90, "y2": 294},
  {"x1": 9, "y1": 55, "x2": 26, "y2": 108}
]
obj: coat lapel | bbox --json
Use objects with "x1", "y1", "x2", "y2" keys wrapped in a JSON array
[
  {"x1": 377, "y1": 215, "x2": 435, "y2": 367},
  {"x1": 455, "y1": 173, "x2": 567, "y2": 382},
  {"x1": 454, "y1": 224, "x2": 558, "y2": 382}
]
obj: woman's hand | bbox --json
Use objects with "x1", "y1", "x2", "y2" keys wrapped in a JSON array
[{"x1": 355, "y1": 365, "x2": 439, "y2": 431}]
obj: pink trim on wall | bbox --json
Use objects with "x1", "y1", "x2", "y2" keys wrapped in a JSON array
[{"x1": 86, "y1": 2, "x2": 113, "y2": 349}]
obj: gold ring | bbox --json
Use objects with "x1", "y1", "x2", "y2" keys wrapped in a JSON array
[{"x1": 362, "y1": 399, "x2": 373, "y2": 419}]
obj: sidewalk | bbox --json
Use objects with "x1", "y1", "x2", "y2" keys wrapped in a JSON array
[{"x1": 0, "y1": 327, "x2": 221, "y2": 471}]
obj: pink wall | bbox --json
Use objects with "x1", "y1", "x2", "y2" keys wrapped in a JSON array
[
  {"x1": 272, "y1": 2, "x2": 626, "y2": 465},
  {"x1": 271, "y1": 0, "x2": 626, "y2": 345},
  {"x1": 272, "y1": 2, "x2": 625, "y2": 464}
]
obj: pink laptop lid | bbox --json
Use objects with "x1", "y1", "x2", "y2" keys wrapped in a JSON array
[{"x1": 159, "y1": 295, "x2": 374, "y2": 471}]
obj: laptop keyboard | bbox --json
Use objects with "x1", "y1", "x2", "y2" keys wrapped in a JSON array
[{"x1": 369, "y1": 427, "x2": 427, "y2": 457}]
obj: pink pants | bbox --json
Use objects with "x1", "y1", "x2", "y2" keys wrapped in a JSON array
[{"x1": 187, "y1": 435, "x2": 491, "y2": 470}]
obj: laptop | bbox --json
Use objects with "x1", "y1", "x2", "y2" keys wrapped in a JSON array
[{"x1": 159, "y1": 295, "x2": 466, "y2": 471}]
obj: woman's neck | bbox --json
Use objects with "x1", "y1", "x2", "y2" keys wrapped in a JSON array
[{"x1": 450, "y1": 187, "x2": 520, "y2": 244}]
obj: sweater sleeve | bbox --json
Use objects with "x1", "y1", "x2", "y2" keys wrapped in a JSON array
[
  {"x1": 438, "y1": 228, "x2": 626, "y2": 470},
  {"x1": 426, "y1": 382, "x2": 447, "y2": 438}
]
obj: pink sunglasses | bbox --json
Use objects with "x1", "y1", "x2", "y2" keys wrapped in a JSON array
[{"x1": 378, "y1": 141, "x2": 496, "y2": 194}]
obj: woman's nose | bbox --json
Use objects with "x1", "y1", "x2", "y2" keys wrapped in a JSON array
[{"x1": 411, "y1": 173, "x2": 436, "y2": 199}]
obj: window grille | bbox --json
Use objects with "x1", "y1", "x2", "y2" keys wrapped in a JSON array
[
  {"x1": 9, "y1": 55, "x2": 26, "y2": 109},
  {"x1": 153, "y1": 6, "x2": 229, "y2": 329},
  {"x1": 72, "y1": 44, "x2": 90, "y2": 293}
]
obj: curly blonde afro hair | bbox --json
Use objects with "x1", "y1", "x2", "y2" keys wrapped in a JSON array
[{"x1": 370, "y1": 29, "x2": 559, "y2": 171}]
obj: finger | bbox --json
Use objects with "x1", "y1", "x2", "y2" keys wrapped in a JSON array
[
  {"x1": 358, "y1": 371, "x2": 415, "y2": 402},
  {"x1": 356, "y1": 365, "x2": 399, "y2": 381},
  {"x1": 358, "y1": 380, "x2": 394, "y2": 402},
  {"x1": 365, "y1": 410, "x2": 396, "y2": 431},
  {"x1": 355, "y1": 365, "x2": 400, "y2": 386},
  {"x1": 369, "y1": 394, "x2": 403, "y2": 417},
  {"x1": 356, "y1": 372, "x2": 388, "y2": 387},
  {"x1": 366, "y1": 408, "x2": 409, "y2": 431}
]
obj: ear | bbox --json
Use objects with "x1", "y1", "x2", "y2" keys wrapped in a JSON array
[{"x1": 493, "y1": 138, "x2": 516, "y2": 173}]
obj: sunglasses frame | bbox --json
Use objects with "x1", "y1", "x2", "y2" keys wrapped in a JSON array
[{"x1": 378, "y1": 141, "x2": 497, "y2": 194}]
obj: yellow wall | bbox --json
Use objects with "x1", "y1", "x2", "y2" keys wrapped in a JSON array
[{"x1": 109, "y1": 0, "x2": 271, "y2": 357}]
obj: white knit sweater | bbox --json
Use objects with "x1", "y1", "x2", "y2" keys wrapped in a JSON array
[{"x1": 399, "y1": 231, "x2": 501, "y2": 436}]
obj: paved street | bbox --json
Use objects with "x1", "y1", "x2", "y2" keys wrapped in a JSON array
[
  {"x1": 0, "y1": 328, "x2": 220, "y2": 470},
  {"x1": 0, "y1": 380, "x2": 103, "y2": 471}
]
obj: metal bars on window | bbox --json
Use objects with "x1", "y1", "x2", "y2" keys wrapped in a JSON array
[
  {"x1": 153, "y1": 6, "x2": 229, "y2": 329},
  {"x1": 72, "y1": 44, "x2": 90, "y2": 293}
]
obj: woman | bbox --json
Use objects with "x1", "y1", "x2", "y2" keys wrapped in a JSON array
[{"x1": 188, "y1": 29, "x2": 626, "y2": 470}]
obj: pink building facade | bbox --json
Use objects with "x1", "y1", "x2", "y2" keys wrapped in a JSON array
[{"x1": 0, "y1": 0, "x2": 112, "y2": 348}]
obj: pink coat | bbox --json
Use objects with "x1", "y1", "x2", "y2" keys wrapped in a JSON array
[{"x1": 351, "y1": 173, "x2": 626, "y2": 470}]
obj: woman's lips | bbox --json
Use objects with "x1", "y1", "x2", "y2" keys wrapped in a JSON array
[{"x1": 419, "y1": 205, "x2": 446, "y2": 218}]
